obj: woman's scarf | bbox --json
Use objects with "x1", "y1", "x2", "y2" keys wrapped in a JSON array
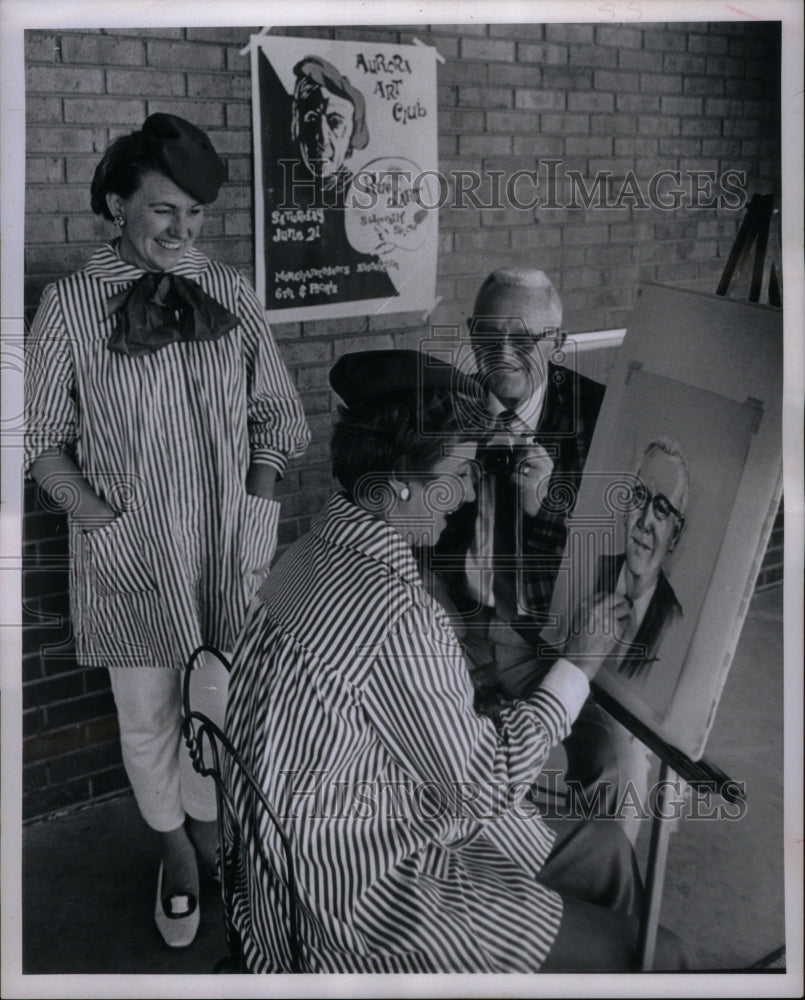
[{"x1": 105, "y1": 271, "x2": 240, "y2": 357}]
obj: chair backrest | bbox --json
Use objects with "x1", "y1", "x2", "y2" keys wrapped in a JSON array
[{"x1": 182, "y1": 645, "x2": 303, "y2": 973}]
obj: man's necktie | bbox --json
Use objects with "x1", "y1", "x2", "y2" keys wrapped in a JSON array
[
  {"x1": 615, "y1": 593, "x2": 637, "y2": 645},
  {"x1": 491, "y1": 410, "x2": 521, "y2": 620}
]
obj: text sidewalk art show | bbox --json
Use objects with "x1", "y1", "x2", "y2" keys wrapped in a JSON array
[{"x1": 248, "y1": 33, "x2": 440, "y2": 323}]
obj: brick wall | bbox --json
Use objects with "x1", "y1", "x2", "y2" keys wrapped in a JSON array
[{"x1": 22, "y1": 21, "x2": 782, "y2": 821}]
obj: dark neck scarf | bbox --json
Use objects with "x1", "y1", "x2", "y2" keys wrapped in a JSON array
[{"x1": 105, "y1": 271, "x2": 239, "y2": 358}]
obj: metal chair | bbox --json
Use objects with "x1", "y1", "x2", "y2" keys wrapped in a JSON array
[{"x1": 182, "y1": 644, "x2": 303, "y2": 972}]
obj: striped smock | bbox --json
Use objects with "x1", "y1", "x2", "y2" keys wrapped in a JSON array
[
  {"x1": 224, "y1": 493, "x2": 590, "y2": 972},
  {"x1": 24, "y1": 243, "x2": 311, "y2": 668}
]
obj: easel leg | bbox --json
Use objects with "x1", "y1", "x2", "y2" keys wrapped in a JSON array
[{"x1": 637, "y1": 760, "x2": 680, "y2": 970}]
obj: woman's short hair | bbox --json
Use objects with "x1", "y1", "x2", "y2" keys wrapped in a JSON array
[
  {"x1": 90, "y1": 131, "x2": 163, "y2": 220},
  {"x1": 332, "y1": 385, "x2": 481, "y2": 501}
]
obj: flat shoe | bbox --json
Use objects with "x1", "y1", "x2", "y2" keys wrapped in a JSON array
[{"x1": 154, "y1": 861, "x2": 200, "y2": 948}]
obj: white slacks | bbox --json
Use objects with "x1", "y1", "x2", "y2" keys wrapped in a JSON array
[{"x1": 107, "y1": 652, "x2": 230, "y2": 832}]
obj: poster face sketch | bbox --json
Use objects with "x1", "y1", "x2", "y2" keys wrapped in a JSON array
[
  {"x1": 251, "y1": 36, "x2": 439, "y2": 321},
  {"x1": 291, "y1": 56, "x2": 368, "y2": 190}
]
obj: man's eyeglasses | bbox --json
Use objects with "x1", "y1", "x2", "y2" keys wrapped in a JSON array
[
  {"x1": 628, "y1": 479, "x2": 685, "y2": 525},
  {"x1": 469, "y1": 317, "x2": 566, "y2": 352}
]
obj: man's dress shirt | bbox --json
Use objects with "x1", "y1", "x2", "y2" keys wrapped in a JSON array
[{"x1": 595, "y1": 553, "x2": 683, "y2": 681}]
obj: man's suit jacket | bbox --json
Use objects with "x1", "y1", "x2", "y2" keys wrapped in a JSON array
[
  {"x1": 434, "y1": 364, "x2": 606, "y2": 628},
  {"x1": 595, "y1": 552, "x2": 683, "y2": 681}
]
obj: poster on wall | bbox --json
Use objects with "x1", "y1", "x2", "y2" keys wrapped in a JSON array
[{"x1": 247, "y1": 33, "x2": 441, "y2": 323}]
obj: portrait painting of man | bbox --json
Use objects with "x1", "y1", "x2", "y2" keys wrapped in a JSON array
[
  {"x1": 595, "y1": 437, "x2": 690, "y2": 683},
  {"x1": 546, "y1": 335, "x2": 768, "y2": 750}
]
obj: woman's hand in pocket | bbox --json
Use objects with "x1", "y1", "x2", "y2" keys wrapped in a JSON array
[
  {"x1": 73, "y1": 496, "x2": 117, "y2": 532},
  {"x1": 245, "y1": 463, "x2": 278, "y2": 501},
  {"x1": 29, "y1": 449, "x2": 117, "y2": 532}
]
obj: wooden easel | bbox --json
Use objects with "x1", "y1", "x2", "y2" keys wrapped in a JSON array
[
  {"x1": 612, "y1": 192, "x2": 782, "y2": 969},
  {"x1": 591, "y1": 686, "x2": 744, "y2": 969},
  {"x1": 716, "y1": 192, "x2": 781, "y2": 307}
]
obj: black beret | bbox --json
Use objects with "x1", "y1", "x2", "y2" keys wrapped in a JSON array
[
  {"x1": 142, "y1": 113, "x2": 226, "y2": 204},
  {"x1": 330, "y1": 349, "x2": 482, "y2": 407}
]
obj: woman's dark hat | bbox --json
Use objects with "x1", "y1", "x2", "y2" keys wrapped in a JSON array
[
  {"x1": 330, "y1": 349, "x2": 483, "y2": 407},
  {"x1": 142, "y1": 113, "x2": 226, "y2": 203}
]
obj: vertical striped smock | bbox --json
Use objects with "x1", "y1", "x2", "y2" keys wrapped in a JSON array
[
  {"x1": 24, "y1": 242, "x2": 311, "y2": 668},
  {"x1": 224, "y1": 493, "x2": 591, "y2": 972}
]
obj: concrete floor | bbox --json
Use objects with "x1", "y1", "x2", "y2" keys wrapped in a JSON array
[
  {"x1": 16, "y1": 584, "x2": 792, "y2": 990},
  {"x1": 637, "y1": 584, "x2": 787, "y2": 969}
]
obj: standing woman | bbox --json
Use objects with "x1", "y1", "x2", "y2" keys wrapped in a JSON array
[{"x1": 24, "y1": 114, "x2": 311, "y2": 948}]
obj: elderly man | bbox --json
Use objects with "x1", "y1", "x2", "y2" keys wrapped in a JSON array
[
  {"x1": 467, "y1": 269, "x2": 605, "y2": 625},
  {"x1": 432, "y1": 268, "x2": 649, "y2": 837},
  {"x1": 435, "y1": 269, "x2": 605, "y2": 684},
  {"x1": 595, "y1": 438, "x2": 689, "y2": 681}
]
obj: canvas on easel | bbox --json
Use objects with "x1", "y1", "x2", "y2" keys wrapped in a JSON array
[{"x1": 541, "y1": 283, "x2": 782, "y2": 760}]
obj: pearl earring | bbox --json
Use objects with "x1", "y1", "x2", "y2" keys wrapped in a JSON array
[
  {"x1": 114, "y1": 215, "x2": 125, "y2": 229},
  {"x1": 400, "y1": 486, "x2": 411, "y2": 502}
]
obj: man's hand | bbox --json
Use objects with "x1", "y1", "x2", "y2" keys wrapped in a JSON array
[
  {"x1": 562, "y1": 592, "x2": 632, "y2": 681},
  {"x1": 511, "y1": 442, "x2": 554, "y2": 517}
]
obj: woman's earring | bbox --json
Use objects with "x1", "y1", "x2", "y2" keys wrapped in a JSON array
[
  {"x1": 114, "y1": 215, "x2": 125, "y2": 229},
  {"x1": 400, "y1": 486, "x2": 411, "y2": 502}
]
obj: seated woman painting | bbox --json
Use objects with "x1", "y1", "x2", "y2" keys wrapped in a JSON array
[{"x1": 222, "y1": 349, "x2": 689, "y2": 973}]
